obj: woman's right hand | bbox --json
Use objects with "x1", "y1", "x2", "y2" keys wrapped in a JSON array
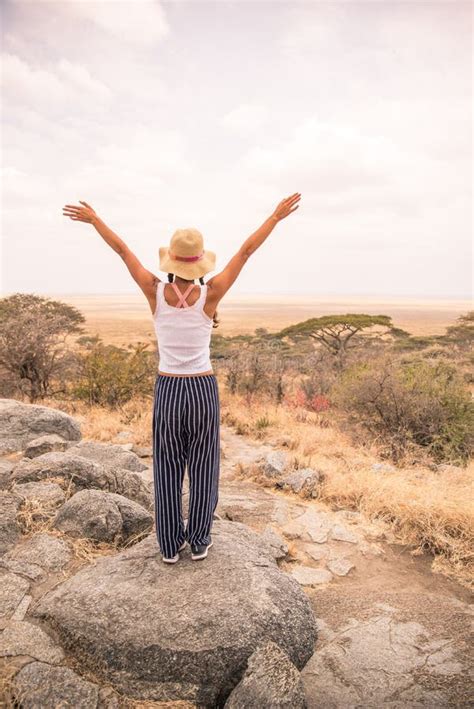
[
  {"x1": 62, "y1": 200, "x2": 98, "y2": 224},
  {"x1": 271, "y1": 193, "x2": 301, "y2": 222}
]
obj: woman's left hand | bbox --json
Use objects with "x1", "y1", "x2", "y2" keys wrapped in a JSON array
[{"x1": 62, "y1": 200, "x2": 98, "y2": 224}]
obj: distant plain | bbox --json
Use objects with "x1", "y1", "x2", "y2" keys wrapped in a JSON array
[{"x1": 55, "y1": 293, "x2": 472, "y2": 347}]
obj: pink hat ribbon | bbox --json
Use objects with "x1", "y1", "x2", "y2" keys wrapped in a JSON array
[{"x1": 170, "y1": 250, "x2": 204, "y2": 263}]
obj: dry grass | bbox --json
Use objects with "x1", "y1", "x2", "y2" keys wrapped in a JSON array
[
  {"x1": 41, "y1": 395, "x2": 154, "y2": 448},
  {"x1": 34, "y1": 377, "x2": 474, "y2": 588},
  {"x1": 220, "y1": 388, "x2": 474, "y2": 589}
]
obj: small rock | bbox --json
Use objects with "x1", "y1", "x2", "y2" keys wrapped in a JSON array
[
  {"x1": 131, "y1": 444, "x2": 153, "y2": 458},
  {"x1": 10, "y1": 661, "x2": 99, "y2": 708},
  {"x1": 0, "y1": 491, "x2": 22, "y2": 555},
  {"x1": 11, "y1": 593, "x2": 32, "y2": 622},
  {"x1": 116, "y1": 430, "x2": 133, "y2": 440},
  {"x1": 280, "y1": 520, "x2": 305, "y2": 540},
  {"x1": 67, "y1": 440, "x2": 147, "y2": 472},
  {"x1": 0, "y1": 570, "x2": 30, "y2": 627},
  {"x1": 0, "y1": 458, "x2": 14, "y2": 489},
  {"x1": 327, "y1": 557, "x2": 355, "y2": 576},
  {"x1": 278, "y1": 467, "x2": 321, "y2": 496},
  {"x1": 259, "y1": 450, "x2": 290, "y2": 479},
  {"x1": 290, "y1": 566, "x2": 333, "y2": 586},
  {"x1": 24, "y1": 434, "x2": 71, "y2": 459},
  {"x1": 0, "y1": 620, "x2": 65, "y2": 663},
  {"x1": 4, "y1": 533, "x2": 72, "y2": 573},
  {"x1": 224, "y1": 639, "x2": 307, "y2": 708},
  {"x1": 1, "y1": 559, "x2": 44, "y2": 582},
  {"x1": 305, "y1": 544, "x2": 330, "y2": 562},
  {"x1": 53, "y1": 488, "x2": 153, "y2": 543},
  {"x1": 12, "y1": 481, "x2": 66, "y2": 509},
  {"x1": 299, "y1": 510, "x2": 332, "y2": 544},
  {"x1": 259, "y1": 526, "x2": 289, "y2": 560},
  {"x1": 329, "y1": 524, "x2": 358, "y2": 544}
]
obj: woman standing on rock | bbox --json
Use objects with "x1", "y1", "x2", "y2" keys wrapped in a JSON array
[{"x1": 62, "y1": 193, "x2": 301, "y2": 563}]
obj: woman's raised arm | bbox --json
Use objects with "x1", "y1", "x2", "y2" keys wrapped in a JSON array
[
  {"x1": 207, "y1": 192, "x2": 301, "y2": 298},
  {"x1": 62, "y1": 200, "x2": 159, "y2": 300}
]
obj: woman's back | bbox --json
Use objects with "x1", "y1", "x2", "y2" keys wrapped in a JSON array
[{"x1": 153, "y1": 281, "x2": 214, "y2": 375}]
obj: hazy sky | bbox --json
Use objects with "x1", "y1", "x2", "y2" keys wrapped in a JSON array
[{"x1": 1, "y1": 0, "x2": 472, "y2": 298}]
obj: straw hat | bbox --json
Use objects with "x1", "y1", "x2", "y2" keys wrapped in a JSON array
[{"x1": 159, "y1": 228, "x2": 216, "y2": 279}]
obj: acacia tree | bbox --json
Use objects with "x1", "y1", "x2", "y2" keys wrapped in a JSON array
[
  {"x1": 442, "y1": 311, "x2": 474, "y2": 353},
  {"x1": 278, "y1": 314, "x2": 395, "y2": 369},
  {"x1": 0, "y1": 293, "x2": 85, "y2": 401}
]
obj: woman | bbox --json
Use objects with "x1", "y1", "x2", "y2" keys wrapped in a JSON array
[{"x1": 62, "y1": 192, "x2": 301, "y2": 564}]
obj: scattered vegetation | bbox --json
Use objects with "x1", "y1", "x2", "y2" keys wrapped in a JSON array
[{"x1": 1, "y1": 293, "x2": 472, "y2": 584}]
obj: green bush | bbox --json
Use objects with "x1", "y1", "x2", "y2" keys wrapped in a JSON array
[
  {"x1": 331, "y1": 354, "x2": 474, "y2": 465},
  {"x1": 72, "y1": 338, "x2": 155, "y2": 408}
]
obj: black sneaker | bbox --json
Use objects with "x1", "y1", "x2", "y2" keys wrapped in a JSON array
[{"x1": 190, "y1": 538, "x2": 213, "y2": 560}]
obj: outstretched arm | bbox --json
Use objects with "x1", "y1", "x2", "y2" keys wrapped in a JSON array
[
  {"x1": 207, "y1": 192, "x2": 301, "y2": 297},
  {"x1": 62, "y1": 201, "x2": 159, "y2": 301}
]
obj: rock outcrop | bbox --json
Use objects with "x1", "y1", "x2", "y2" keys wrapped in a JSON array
[
  {"x1": 31, "y1": 520, "x2": 317, "y2": 707},
  {"x1": 0, "y1": 399, "x2": 81, "y2": 454}
]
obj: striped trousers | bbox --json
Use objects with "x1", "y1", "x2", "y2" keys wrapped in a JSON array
[{"x1": 152, "y1": 373, "x2": 220, "y2": 558}]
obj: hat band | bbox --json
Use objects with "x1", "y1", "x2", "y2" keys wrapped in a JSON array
[{"x1": 169, "y1": 250, "x2": 204, "y2": 263}]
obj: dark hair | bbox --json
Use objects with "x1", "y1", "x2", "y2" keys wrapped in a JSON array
[{"x1": 167, "y1": 273, "x2": 219, "y2": 328}]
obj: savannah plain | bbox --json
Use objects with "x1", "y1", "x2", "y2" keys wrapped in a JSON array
[
  {"x1": 43, "y1": 292, "x2": 473, "y2": 589},
  {"x1": 58, "y1": 292, "x2": 470, "y2": 345}
]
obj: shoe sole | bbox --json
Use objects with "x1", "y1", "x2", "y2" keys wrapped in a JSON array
[
  {"x1": 162, "y1": 556, "x2": 179, "y2": 564},
  {"x1": 162, "y1": 541, "x2": 187, "y2": 563},
  {"x1": 191, "y1": 539, "x2": 213, "y2": 560}
]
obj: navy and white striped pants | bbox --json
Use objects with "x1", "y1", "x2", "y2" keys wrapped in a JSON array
[{"x1": 152, "y1": 373, "x2": 220, "y2": 558}]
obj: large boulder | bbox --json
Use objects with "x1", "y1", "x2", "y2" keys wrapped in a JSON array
[
  {"x1": 53, "y1": 489, "x2": 153, "y2": 543},
  {"x1": 0, "y1": 399, "x2": 81, "y2": 454},
  {"x1": 10, "y1": 452, "x2": 153, "y2": 511},
  {"x1": 67, "y1": 440, "x2": 148, "y2": 473},
  {"x1": 31, "y1": 520, "x2": 317, "y2": 707}
]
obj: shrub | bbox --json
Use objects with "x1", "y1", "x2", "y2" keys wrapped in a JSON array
[
  {"x1": 331, "y1": 354, "x2": 474, "y2": 465},
  {"x1": 72, "y1": 338, "x2": 155, "y2": 408}
]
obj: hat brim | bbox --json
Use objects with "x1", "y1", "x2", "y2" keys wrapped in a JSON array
[{"x1": 159, "y1": 247, "x2": 216, "y2": 279}]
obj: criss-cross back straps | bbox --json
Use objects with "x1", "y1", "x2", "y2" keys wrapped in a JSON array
[{"x1": 170, "y1": 282, "x2": 197, "y2": 308}]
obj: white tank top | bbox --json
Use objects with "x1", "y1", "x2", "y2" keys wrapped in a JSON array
[{"x1": 152, "y1": 281, "x2": 214, "y2": 374}]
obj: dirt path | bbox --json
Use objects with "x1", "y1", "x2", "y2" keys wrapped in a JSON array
[{"x1": 212, "y1": 424, "x2": 473, "y2": 707}]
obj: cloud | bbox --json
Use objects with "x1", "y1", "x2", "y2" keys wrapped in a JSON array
[
  {"x1": 220, "y1": 103, "x2": 269, "y2": 136},
  {"x1": 34, "y1": 0, "x2": 170, "y2": 46}
]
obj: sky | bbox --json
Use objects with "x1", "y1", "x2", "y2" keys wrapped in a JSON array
[{"x1": 1, "y1": 0, "x2": 472, "y2": 298}]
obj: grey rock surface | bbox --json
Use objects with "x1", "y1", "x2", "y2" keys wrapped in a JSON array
[
  {"x1": 0, "y1": 569, "x2": 30, "y2": 627},
  {"x1": 4, "y1": 532, "x2": 72, "y2": 573},
  {"x1": 0, "y1": 399, "x2": 81, "y2": 454},
  {"x1": 67, "y1": 439, "x2": 148, "y2": 472},
  {"x1": 224, "y1": 639, "x2": 307, "y2": 708},
  {"x1": 290, "y1": 566, "x2": 333, "y2": 586},
  {"x1": 53, "y1": 489, "x2": 153, "y2": 542},
  {"x1": 278, "y1": 468, "x2": 321, "y2": 496},
  {"x1": 10, "y1": 452, "x2": 153, "y2": 511},
  {"x1": 257, "y1": 450, "x2": 290, "y2": 479},
  {"x1": 24, "y1": 433, "x2": 72, "y2": 458},
  {"x1": 0, "y1": 619, "x2": 65, "y2": 663},
  {"x1": 31, "y1": 520, "x2": 317, "y2": 707},
  {"x1": 0, "y1": 458, "x2": 15, "y2": 489},
  {"x1": 10, "y1": 661, "x2": 99, "y2": 709},
  {"x1": 12, "y1": 481, "x2": 66, "y2": 509},
  {"x1": 0, "y1": 491, "x2": 23, "y2": 554}
]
